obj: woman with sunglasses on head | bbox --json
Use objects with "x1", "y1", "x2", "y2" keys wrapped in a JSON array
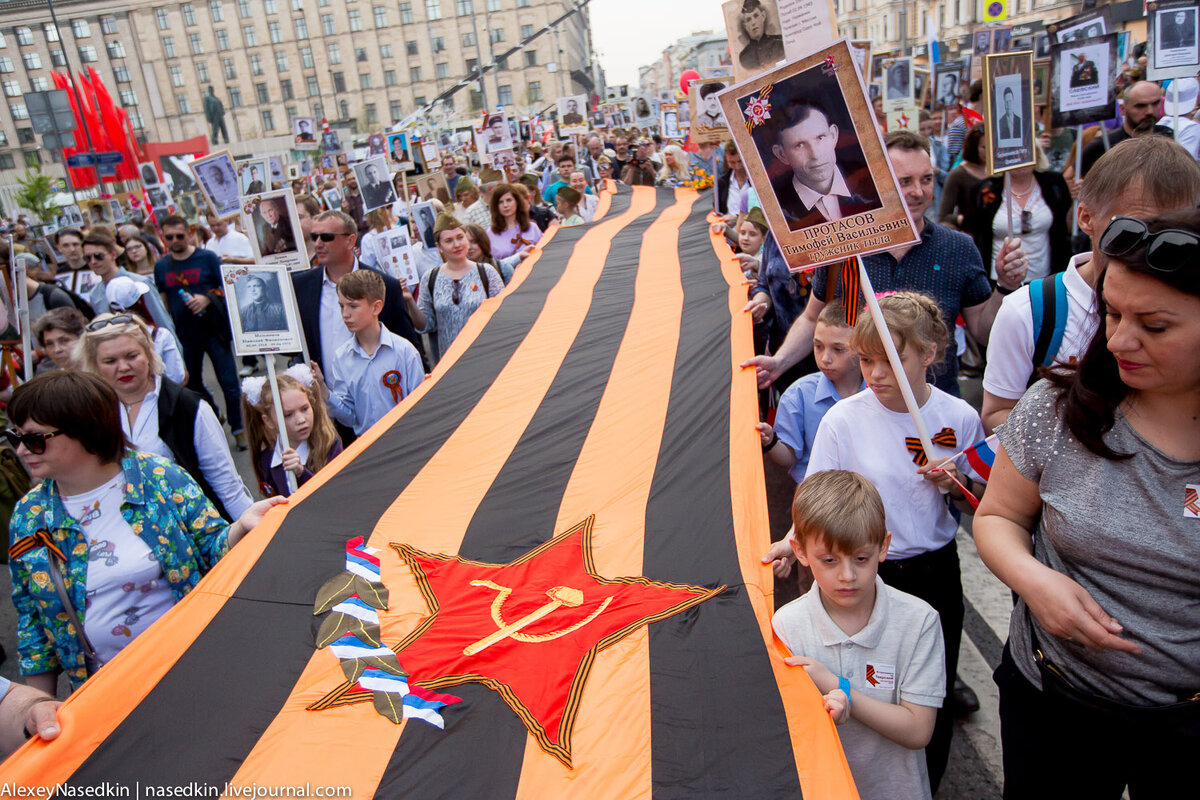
[
  {"x1": 975, "y1": 210, "x2": 1200, "y2": 798},
  {"x1": 6, "y1": 371, "x2": 283, "y2": 692},
  {"x1": 402, "y1": 213, "x2": 503, "y2": 361},
  {"x1": 76, "y1": 313, "x2": 252, "y2": 524},
  {"x1": 961, "y1": 141, "x2": 1072, "y2": 285},
  {"x1": 105, "y1": 276, "x2": 187, "y2": 384}
]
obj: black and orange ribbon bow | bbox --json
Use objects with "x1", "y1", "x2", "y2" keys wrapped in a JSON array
[
  {"x1": 904, "y1": 427, "x2": 957, "y2": 467},
  {"x1": 1186, "y1": 487, "x2": 1200, "y2": 517},
  {"x1": 9, "y1": 528, "x2": 67, "y2": 563}
]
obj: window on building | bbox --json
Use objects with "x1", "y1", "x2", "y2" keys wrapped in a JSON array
[
  {"x1": 295, "y1": 18, "x2": 309, "y2": 38},
  {"x1": 306, "y1": 75, "x2": 319, "y2": 94},
  {"x1": 332, "y1": 71, "x2": 345, "y2": 92},
  {"x1": 462, "y1": 32, "x2": 476, "y2": 46},
  {"x1": 487, "y1": 0, "x2": 501, "y2": 10},
  {"x1": 229, "y1": 86, "x2": 242, "y2": 105},
  {"x1": 51, "y1": 50, "x2": 67, "y2": 67},
  {"x1": 242, "y1": 25, "x2": 257, "y2": 46},
  {"x1": 384, "y1": 69, "x2": 397, "y2": 85},
  {"x1": 456, "y1": 0, "x2": 473, "y2": 14},
  {"x1": 291, "y1": 0, "x2": 303, "y2": 9},
  {"x1": 520, "y1": 24, "x2": 533, "y2": 38},
  {"x1": 466, "y1": 57, "x2": 477, "y2": 74},
  {"x1": 250, "y1": 53, "x2": 263, "y2": 74},
  {"x1": 256, "y1": 82, "x2": 269, "y2": 103},
  {"x1": 399, "y1": 3, "x2": 414, "y2": 23},
  {"x1": 107, "y1": 40, "x2": 126, "y2": 59},
  {"x1": 169, "y1": 65, "x2": 184, "y2": 86},
  {"x1": 238, "y1": 0, "x2": 252, "y2": 17},
  {"x1": 15, "y1": 28, "x2": 34, "y2": 46},
  {"x1": 339, "y1": 98, "x2": 348, "y2": 118},
  {"x1": 527, "y1": 80, "x2": 541, "y2": 101},
  {"x1": 280, "y1": 78, "x2": 293, "y2": 99},
  {"x1": 516, "y1": 0, "x2": 529, "y2": 6},
  {"x1": 73, "y1": 19, "x2": 91, "y2": 38},
  {"x1": 2, "y1": 81, "x2": 19, "y2": 97},
  {"x1": 156, "y1": 8, "x2": 170, "y2": 29},
  {"x1": 327, "y1": 42, "x2": 340, "y2": 63},
  {"x1": 128, "y1": 111, "x2": 144, "y2": 130},
  {"x1": 524, "y1": 50, "x2": 536, "y2": 66},
  {"x1": 29, "y1": 76, "x2": 48, "y2": 91},
  {"x1": 119, "y1": 89, "x2": 137, "y2": 106},
  {"x1": 406, "y1": 40, "x2": 418, "y2": 55},
  {"x1": 189, "y1": 33, "x2": 203, "y2": 53},
  {"x1": 426, "y1": 0, "x2": 442, "y2": 20},
  {"x1": 0, "y1": 58, "x2": 13, "y2": 74},
  {"x1": 432, "y1": 36, "x2": 445, "y2": 52},
  {"x1": 24, "y1": 52, "x2": 43, "y2": 69},
  {"x1": 0, "y1": 31, "x2": 6, "y2": 47},
  {"x1": 78, "y1": 48, "x2": 99, "y2": 64},
  {"x1": 269, "y1": 21, "x2": 282, "y2": 42},
  {"x1": 261, "y1": 109, "x2": 275, "y2": 130},
  {"x1": 196, "y1": 61, "x2": 210, "y2": 81},
  {"x1": 264, "y1": 0, "x2": 278, "y2": 12},
  {"x1": 275, "y1": 50, "x2": 288, "y2": 71},
  {"x1": 374, "y1": 6, "x2": 387, "y2": 26},
  {"x1": 223, "y1": 57, "x2": 236, "y2": 78},
  {"x1": 24, "y1": 151, "x2": 41, "y2": 168},
  {"x1": 349, "y1": 10, "x2": 363, "y2": 30},
  {"x1": 183, "y1": 4, "x2": 197, "y2": 24},
  {"x1": 468, "y1": 89, "x2": 481, "y2": 109},
  {"x1": 210, "y1": 1, "x2": 225, "y2": 21},
  {"x1": 312, "y1": 101, "x2": 322, "y2": 117},
  {"x1": 489, "y1": 28, "x2": 504, "y2": 43},
  {"x1": 300, "y1": 46, "x2": 313, "y2": 67},
  {"x1": 380, "y1": 43, "x2": 393, "y2": 58},
  {"x1": 0, "y1": 155, "x2": 14, "y2": 170},
  {"x1": 409, "y1": 65, "x2": 422, "y2": 81},
  {"x1": 365, "y1": 102, "x2": 378, "y2": 124},
  {"x1": 177, "y1": 94, "x2": 191, "y2": 113},
  {"x1": 321, "y1": 14, "x2": 335, "y2": 34},
  {"x1": 356, "y1": 47, "x2": 368, "y2": 62},
  {"x1": 359, "y1": 73, "x2": 372, "y2": 88},
  {"x1": 414, "y1": 95, "x2": 425, "y2": 107},
  {"x1": 43, "y1": 23, "x2": 60, "y2": 42},
  {"x1": 0, "y1": 131, "x2": 7, "y2": 146},
  {"x1": 163, "y1": 36, "x2": 176, "y2": 57},
  {"x1": 286, "y1": 105, "x2": 297, "y2": 125},
  {"x1": 497, "y1": 84, "x2": 512, "y2": 104},
  {"x1": 435, "y1": 62, "x2": 449, "y2": 79},
  {"x1": 390, "y1": 99, "x2": 403, "y2": 120},
  {"x1": 15, "y1": 124, "x2": 34, "y2": 139}
]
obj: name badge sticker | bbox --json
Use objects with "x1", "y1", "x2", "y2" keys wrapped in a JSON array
[{"x1": 865, "y1": 662, "x2": 895, "y2": 690}]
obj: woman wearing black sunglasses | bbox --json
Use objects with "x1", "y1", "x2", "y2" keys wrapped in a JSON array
[
  {"x1": 6, "y1": 371, "x2": 284, "y2": 692},
  {"x1": 975, "y1": 210, "x2": 1200, "y2": 797}
]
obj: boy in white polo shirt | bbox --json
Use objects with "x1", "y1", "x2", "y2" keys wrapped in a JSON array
[{"x1": 772, "y1": 470, "x2": 945, "y2": 800}]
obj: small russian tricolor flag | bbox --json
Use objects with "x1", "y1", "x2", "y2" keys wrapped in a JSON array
[{"x1": 963, "y1": 435, "x2": 998, "y2": 481}]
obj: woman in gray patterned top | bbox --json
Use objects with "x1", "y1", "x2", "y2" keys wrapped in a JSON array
[
  {"x1": 975, "y1": 210, "x2": 1200, "y2": 798},
  {"x1": 403, "y1": 213, "x2": 503, "y2": 361}
]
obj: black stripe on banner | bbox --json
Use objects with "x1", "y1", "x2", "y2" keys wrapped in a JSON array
[
  {"x1": 373, "y1": 189, "x2": 670, "y2": 800},
  {"x1": 65, "y1": 187, "x2": 636, "y2": 789},
  {"x1": 643, "y1": 206, "x2": 803, "y2": 797}
]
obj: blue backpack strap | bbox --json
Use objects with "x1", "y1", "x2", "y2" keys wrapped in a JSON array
[{"x1": 1044, "y1": 272, "x2": 1069, "y2": 366}]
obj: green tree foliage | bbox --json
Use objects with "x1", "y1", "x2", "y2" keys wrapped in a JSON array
[{"x1": 14, "y1": 169, "x2": 58, "y2": 223}]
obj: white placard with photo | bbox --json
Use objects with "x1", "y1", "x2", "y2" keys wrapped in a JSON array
[
  {"x1": 483, "y1": 112, "x2": 513, "y2": 153},
  {"x1": 411, "y1": 200, "x2": 438, "y2": 250},
  {"x1": 189, "y1": 151, "x2": 241, "y2": 220},
  {"x1": 220, "y1": 264, "x2": 305, "y2": 356},
  {"x1": 1149, "y1": 2, "x2": 1200, "y2": 80},
  {"x1": 241, "y1": 190, "x2": 307, "y2": 272},
  {"x1": 237, "y1": 158, "x2": 270, "y2": 196},
  {"x1": 293, "y1": 117, "x2": 318, "y2": 150},
  {"x1": 353, "y1": 155, "x2": 399, "y2": 212},
  {"x1": 557, "y1": 94, "x2": 589, "y2": 136},
  {"x1": 373, "y1": 225, "x2": 420, "y2": 286}
]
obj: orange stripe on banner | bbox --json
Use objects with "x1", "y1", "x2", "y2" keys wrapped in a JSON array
[
  {"x1": 712, "y1": 216, "x2": 860, "y2": 799},
  {"x1": 591, "y1": 179, "x2": 617, "y2": 222},
  {"x1": 219, "y1": 187, "x2": 661, "y2": 797},
  {"x1": 513, "y1": 189, "x2": 696, "y2": 799}
]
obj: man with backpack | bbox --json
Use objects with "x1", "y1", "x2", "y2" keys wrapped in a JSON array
[{"x1": 981, "y1": 136, "x2": 1200, "y2": 432}]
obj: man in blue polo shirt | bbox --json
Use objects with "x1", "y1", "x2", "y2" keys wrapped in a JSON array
[{"x1": 743, "y1": 130, "x2": 1028, "y2": 397}]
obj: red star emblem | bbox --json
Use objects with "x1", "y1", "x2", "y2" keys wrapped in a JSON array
[{"x1": 310, "y1": 517, "x2": 722, "y2": 766}]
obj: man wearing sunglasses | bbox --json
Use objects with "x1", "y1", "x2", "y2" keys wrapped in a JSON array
[
  {"x1": 981, "y1": 135, "x2": 1200, "y2": 432},
  {"x1": 81, "y1": 230, "x2": 176, "y2": 337},
  {"x1": 290, "y1": 211, "x2": 426, "y2": 404},
  {"x1": 153, "y1": 214, "x2": 245, "y2": 448}
]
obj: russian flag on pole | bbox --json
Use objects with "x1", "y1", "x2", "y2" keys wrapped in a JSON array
[{"x1": 964, "y1": 435, "x2": 998, "y2": 481}]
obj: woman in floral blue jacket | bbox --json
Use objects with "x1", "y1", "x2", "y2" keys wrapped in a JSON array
[{"x1": 6, "y1": 371, "x2": 283, "y2": 691}]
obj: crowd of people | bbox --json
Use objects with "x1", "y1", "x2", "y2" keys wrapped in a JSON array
[{"x1": 0, "y1": 46, "x2": 1196, "y2": 800}]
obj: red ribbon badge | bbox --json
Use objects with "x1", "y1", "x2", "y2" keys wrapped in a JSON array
[{"x1": 382, "y1": 370, "x2": 404, "y2": 404}]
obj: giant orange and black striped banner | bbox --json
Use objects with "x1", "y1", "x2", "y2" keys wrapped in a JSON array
[{"x1": 1, "y1": 184, "x2": 858, "y2": 799}]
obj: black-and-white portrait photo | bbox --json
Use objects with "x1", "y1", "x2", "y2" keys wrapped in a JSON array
[
  {"x1": 412, "y1": 201, "x2": 437, "y2": 249},
  {"x1": 147, "y1": 186, "x2": 171, "y2": 211},
  {"x1": 886, "y1": 60, "x2": 911, "y2": 100},
  {"x1": 252, "y1": 197, "x2": 297, "y2": 256},
  {"x1": 695, "y1": 81, "x2": 727, "y2": 129},
  {"x1": 321, "y1": 130, "x2": 341, "y2": 153},
  {"x1": 190, "y1": 151, "x2": 241, "y2": 219},
  {"x1": 985, "y1": 52, "x2": 1036, "y2": 172},
  {"x1": 354, "y1": 156, "x2": 397, "y2": 212},
  {"x1": 558, "y1": 94, "x2": 589, "y2": 135},
  {"x1": 490, "y1": 149, "x2": 517, "y2": 173},
  {"x1": 995, "y1": 81, "x2": 1025, "y2": 147},
  {"x1": 1153, "y1": 4, "x2": 1200, "y2": 75},
  {"x1": 322, "y1": 188, "x2": 341, "y2": 209},
  {"x1": 728, "y1": 0, "x2": 784, "y2": 76},
  {"x1": 139, "y1": 162, "x2": 160, "y2": 187},
  {"x1": 1054, "y1": 8, "x2": 1110, "y2": 44},
  {"x1": 993, "y1": 28, "x2": 1012, "y2": 53},
  {"x1": 933, "y1": 65, "x2": 962, "y2": 111},
  {"x1": 237, "y1": 271, "x2": 288, "y2": 333},
  {"x1": 1036, "y1": 33, "x2": 1052, "y2": 58},
  {"x1": 974, "y1": 31, "x2": 992, "y2": 55},
  {"x1": 368, "y1": 134, "x2": 386, "y2": 156},
  {"x1": 484, "y1": 112, "x2": 513, "y2": 153},
  {"x1": 293, "y1": 117, "x2": 317, "y2": 147}
]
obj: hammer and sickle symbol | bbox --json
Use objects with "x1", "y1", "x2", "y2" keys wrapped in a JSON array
[{"x1": 463, "y1": 579, "x2": 614, "y2": 656}]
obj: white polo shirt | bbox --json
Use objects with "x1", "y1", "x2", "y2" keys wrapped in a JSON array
[
  {"x1": 773, "y1": 578, "x2": 945, "y2": 800},
  {"x1": 204, "y1": 228, "x2": 254, "y2": 261},
  {"x1": 982, "y1": 253, "x2": 1098, "y2": 401}
]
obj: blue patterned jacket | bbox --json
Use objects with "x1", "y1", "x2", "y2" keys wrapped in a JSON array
[{"x1": 8, "y1": 451, "x2": 229, "y2": 689}]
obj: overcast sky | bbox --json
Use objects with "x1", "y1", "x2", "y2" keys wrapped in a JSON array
[{"x1": 589, "y1": 0, "x2": 727, "y2": 89}]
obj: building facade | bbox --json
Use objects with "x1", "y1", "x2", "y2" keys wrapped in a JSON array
[
  {"x1": 637, "y1": 29, "x2": 729, "y2": 102},
  {"x1": 0, "y1": 0, "x2": 597, "y2": 192}
]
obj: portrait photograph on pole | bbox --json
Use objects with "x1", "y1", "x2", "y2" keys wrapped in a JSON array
[
  {"x1": 188, "y1": 150, "x2": 242, "y2": 220},
  {"x1": 221, "y1": 264, "x2": 304, "y2": 355},
  {"x1": 557, "y1": 95, "x2": 589, "y2": 136},
  {"x1": 1049, "y1": 33, "x2": 1118, "y2": 127},
  {"x1": 1147, "y1": 1, "x2": 1200, "y2": 80},
  {"x1": 353, "y1": 155, "x2": 399, "y2": 212},
  {"x1": 932, "y1": 58, "x2": 968, "y2": 111},
  {"x1": 718, "y1": 38, "x2": 917, "y2": 272},
  {"x1": 241, "y1": 190, "x2": 307, "y2": 272},
  {"x1": 292, "y1": 116, "x2": 318, "y2": 150},
  {"x1": 689, "y1": 78, "x2": 731, "y2": 143},
  {"x1": 386, "y1": 132, "x2": 415, "y2": 172},
  {"x1": 236, "y1": 157, "x2": 270, "y2": 196},
  {"x1": 983, "y1": 50, "x2": 1036, "y2": 173},
  {"x1": 1049, "y1": 6, "x2": 1113, "y2": 43}
]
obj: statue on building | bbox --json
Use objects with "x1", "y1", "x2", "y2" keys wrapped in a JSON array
[{"x1": 203, "y1": 86, "x2": 230, "y2": 145}]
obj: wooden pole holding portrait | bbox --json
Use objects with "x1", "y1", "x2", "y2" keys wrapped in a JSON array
[{"x1": 264, "y1": 357, "x2": 298, "y2": 494}]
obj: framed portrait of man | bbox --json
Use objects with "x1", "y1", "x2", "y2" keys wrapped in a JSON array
[
  {"x1": 321, "y1": 129, "x2": 342, "y2": 154},
  {"x1": 322, "y1": 187, "x2": 341, "y2": 209},
  {"x1": 241, "y1": 190, "x2": 306, "y2": 271},
  {"x1": 236, "y1": 158, "x2": 270, "y2": 196},
  {"x1": 1148, "y1": 1, "x2": 1200, "y2": 80},
  {"x1": 353, "y1": 155, "x2": 398, "y2": 212},
  {"x1": 660, "y1": 102, "x2": 681, "y2": 139},
  {"x1": 293, "y1": 117, "x2": 318, "y2": 150},
  {"x1": 973, "y1": 30, "x2": 992, "y2": 56},
  {"x1": 1035, "y1": 33, "x2": 1052, "y2": 58},
  {"x1": 932, "y1": 59, "x2": 968, "y2": 111},
  {"x1": 415, "y1": 171, "x2": 449, "y2": 202},
  {"x1": 913, "y1": 69, "x2": 929, "y2": 106},
  {"x1": 984, "y1": 51, "x2": 1036, "y2": 173},
  {"x1": 139, "y1": 162, "x2": 161, "y2": 187},
  {"x1": 882, "y1": 57, "x2": 913, "y2": 112},
  {"x1": 483, "y1": 112, "x2": 513, "y2": 154},
  {"x1": 1050, "y1": 34, "x2": 1116, "y2": 126},
  {"x1": 718, "y1": 38, "x2": 917, "y2": 272},
  {"x1": 411, "y1": 201, "x2": 438, "y2": 249},
  {"x1": 689, "y1": 78, "x2": 730, "y2": 143},
  {"x1": 1049, "y1": 7, "x2": 1112, "y2": 43},
  {"x1": 220, "y1": 264, "x2": 304, "y2": 356},
  {"x1": 189, "y1": 150, "x2": 241, "y2": 220},
  {"x1": 557, "y1": 94, "x2": 589, "y2": 136},
  {"x1": 724, "y1": 0, "x2": 786, "y2": 80}
]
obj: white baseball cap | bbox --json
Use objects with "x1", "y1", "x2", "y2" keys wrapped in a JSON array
[{"x1": 106, "y1": 275, "x2": 150, "y2": 311}]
